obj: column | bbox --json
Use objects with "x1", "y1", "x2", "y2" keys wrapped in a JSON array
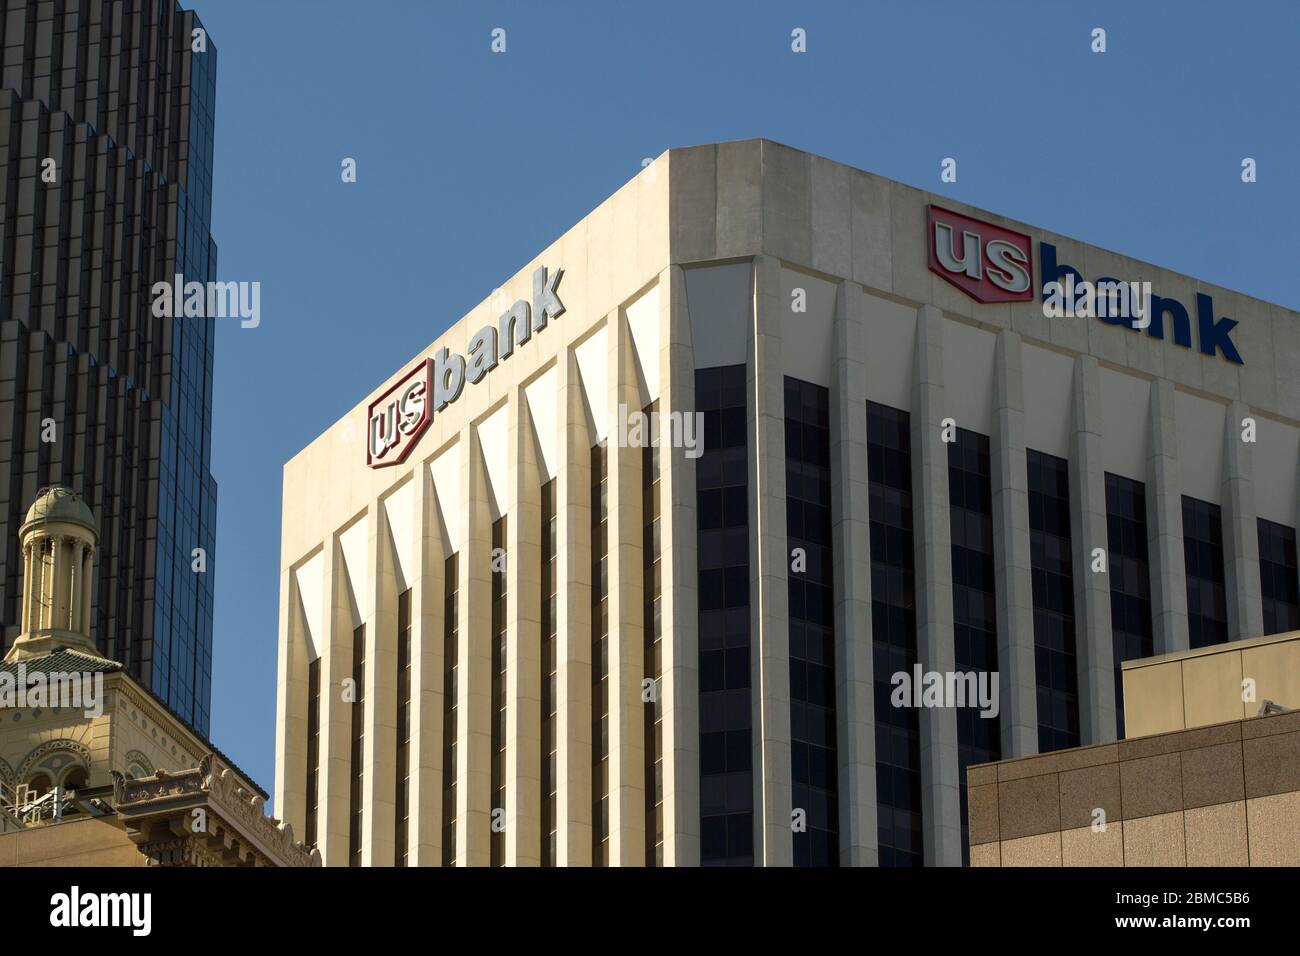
[
  {"x1": 506, "y1": 385, "x2": 543, "y2": 865},
  {"x1": 659, "y1": 265, "x2": 700, "y2": 866},
  {"x1": 80, "y1": 546, "x2": 93, "y2": 634},
  {"x1": 362, "y1": 494, "x2": 397, "y2": 866},
  {"x1": 991, "y1": 330, "x2": 1038, "y2": 757},
  {"x1": 829, "y1": 279, "x2": 877, "y2": 864},
  {"x1": 607, "y1": 308, "x2": 646, "y2": 864},
  {"x1": 750, "y1": 255, "x2": 792, "y2": 866},
  {"x1": 410, "y1": 460, "x2": 446, "y2": 865},
  {"x1": 1069, "y1": 354, "x2": 1117, "y2": 744},
  {"x1": 910, "y1": 304, "x2": 961, "y2": 866},
  {"x1": 1223, "y1": 400, "x2": 1264, "y2": 642},
  {"x1": 274, "y1": 557, "x2": 307, "y2": 836},
  {"x1": 458, "y1": 421, "x2": 493, "y2": 866},
  {"x1": 555, "y1": 346, "x2": 593, "y2": 865},
  {"x1": 318, "y1": 535, "x2": 352, "y2": 865},
  {"x1": 1147, "y1": 378, "x2": 1188, "y2": 654}
]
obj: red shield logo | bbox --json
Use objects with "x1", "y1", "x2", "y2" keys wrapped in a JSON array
[
  {"x1": 367, "y1": 359, "x2": 432, "y2": 468},
  {"x1": 927, "y1": 205, "x2": 1033, "y2": 304}
]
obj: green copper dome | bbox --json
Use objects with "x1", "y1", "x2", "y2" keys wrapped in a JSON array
[{"x1": 21, "y1": 486, "x2": 97, "y2": 536}]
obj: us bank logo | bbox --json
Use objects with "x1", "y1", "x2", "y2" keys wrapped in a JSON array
[
  {"x1": 926, "y1": 205, "x2": 1243, "y2": 365},
  {"x1": 367, "y1": 265, "x2": 565, "y2": 467},
  {"x1": 927, "y1": 205, "x2": 1033, "y2": 303}
]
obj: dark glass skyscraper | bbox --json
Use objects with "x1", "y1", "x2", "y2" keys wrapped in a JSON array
[{"x1": 0, "y1": 0, "x2": 217, "y2": 734}]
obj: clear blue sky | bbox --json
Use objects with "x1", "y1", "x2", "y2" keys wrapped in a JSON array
[{"x1": 196, "y1": 0, "x2": 1300, "y2": 789}]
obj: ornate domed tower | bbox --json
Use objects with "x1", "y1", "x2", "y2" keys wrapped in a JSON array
[{"x1": 5, "y1": 486, "x2": 102, "y2": 663}]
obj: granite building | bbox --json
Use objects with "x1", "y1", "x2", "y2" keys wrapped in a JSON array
[
  {"x1": 273, "y1": 139, "x2": 1300, "y2": 866},
  {"x1": 0, "y1": 0, "x2": 218, "y2": 734}
]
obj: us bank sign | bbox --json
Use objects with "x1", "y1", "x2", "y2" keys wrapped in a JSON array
[
  {"x1": 367, "y1": 265, "x2": 565, "y2": 467},
  {"x1": 927, "y1": 205, "x2": 1244, "y2": 365}
]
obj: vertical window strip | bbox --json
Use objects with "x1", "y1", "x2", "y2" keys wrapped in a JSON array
[
  {"x1": 592, "y1": 443, "x2": 610, "y2": 865},
  {"x1": 947, "y1": 427, "x2": 999, "y2": 864},
  {"x1": 305, "y1": 656, "x2": 320, "y2": 849},
  {"x1": 441, "y1": 553, "x2": 459, "y2": 866},
  {"x1": 348, "y1": 622, "x2": 366, "y2": 867},
  {"x1": 1104, "y1": 474, "x2": 1153, "y2": 738},
  {"x1": 642, "y1": 401, "x2": 664, "y2": 866},
  {"x1": 1258, "y1": 518, "x2": 1299, "y2": 636},
  {"x1": 868, "y1": 401, "x2": 923, "y2": 866},
  {"x1": 540, "y1": 480, "x2": 559, "y2": 865},
  {"x1": 1182, "y1": 496, "x2": 1228, "y2": 649},
  {"x1": 695, "y1": 365, "x2": 754, "y2": 866},
  {"x1": 1027, "y1": 449, "x2": 1080, "y2": 752},
  {"x1": 395, "y1": 588, "x2": 412, "y2": 866},
  {"x1": 785, "y1": 376, "x2": 838, "y2": 867},
  {"x1": 490, "y1": 517, "x2": 508, "y2": 866}
]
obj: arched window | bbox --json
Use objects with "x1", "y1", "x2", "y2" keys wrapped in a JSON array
[
  {"x1": 24, "y1": 772, "x2": 53, "y2": 800},
  {"x1": 60, "y1": 766, "x2": 89, "y2": 791}
]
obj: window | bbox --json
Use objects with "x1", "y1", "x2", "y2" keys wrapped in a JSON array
[
  {"x1": 1182, "y1": 497, "x2": 1228, "y2": 649},
  {"x1": 491, "y1": 517, "x2": 508, "y2": 867},
  {"x1": 1105, "y1": 474, "x2": 1153, "y2": 738},
  {"x1": 441, "y1": 554, "x2": 460, "y2": 866},
  {"x1": 643, "y1": 401, "x2": 664, "y2": 866},
  {"x1": 1258, "y1": 518, "x2": 1300, "y2": 636},
  {"x1": 1028, "y1": 450, "x2": 1079, "y2": 753},
  {"x1": 348, "y1": 623, "x2": 366, "y2": 867},
  {"x1": 696, "y1": 365, "x2": 754, "y2": 866},
  {"x1": 395, "y1": 588, "x2": 412, "y2": 866},
  {"x1": 591, "y1": 445, "x2": 610, "y2": 865},
  {"x1": 540, "y1": 481, "x2": 559, "y2": 866},
  {"x1": 786, "y1": 377, "x2": 837, "y2": 867},
  {"x1": 948, "y1": 427, "x2": 998, "y2": 863},
  {"x1": 869, "y1": 401, "x2": 923, "y2": 866},
  {"x1": 306, "y1": 656, "x2": 321, "y2": 847}
]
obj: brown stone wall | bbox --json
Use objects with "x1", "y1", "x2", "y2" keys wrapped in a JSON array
[{"x1": 968, "y1": 710, "x2": 1300, "y2": 866}]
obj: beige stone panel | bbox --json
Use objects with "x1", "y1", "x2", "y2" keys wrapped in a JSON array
[
  {"x1": 715, "y1": 141, "x2": 762, "y2": 260},
  {"x1": 1247, "y1": 791, "x2": 1300, "y2": 866},
  {"x1": 750, "y1": 255, "x2": 792, "y2": 865},
  {"x1": 363, "y1": 488, "x2": 399, "y2": 866},
  {"x1": 1184, "y1": 801, "x2": 1248, "y2": 866},
  {"x1": 1181, "y1": 652, "x2": 1243, "y2": 729},
  {"x1": 759, "y1": 141, "x2": 810, "y2": 266},
  {"x1": 1272, "y1": 303, "x2": 1300, "y2": 421},
  {"x1": 1240, "y1": 642, "x2": 1300, "y2": 721},
  {"x1": 888, "y1": 182, "x2": 929, "y2": 305},
  {"x1": 659, "y1": 266, "x2": 700, "y2": 866},
  {"x1": 410, "y1": 463, "x2": 446, "y2": 865},
  {"x1": 666, "y1": 145, "x2": 716, "y2": 264},
  {"x1": 457, "y1": 423, "x2": 494, "y2": 866},
  {"x1": 1122, "y1": 661, "x2": 1186, "y2": 739},
  {"x1": 1061, "y1": 822, "x2": 1124, "y2": 866},
  {"x1": 849, "y1": 169, "x2": 891, "y2": 294},
  {"x1": 506, "y1": 386, "x2": 543, "y2": 865},
  {"x1": 606, "y1": 309, "x2": 647, "y2": 865},
  {"x1": 555, "y1": 347, "x2": 593, "y2": 865},
  {"x1": 1122, "y1": 810, "x2": 1186, "y2": 866},
  {"x1": 968, "y1": 841, "x2": 1001, "y2": 868},
  {"x1": 1000, "y1": 832, "x2": 1062, "y2": 866},
  {"x1": 808, "y1": 154, "x2": 851, "y2": 279}
]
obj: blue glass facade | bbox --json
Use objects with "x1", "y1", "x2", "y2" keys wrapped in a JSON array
[{"x1": 0, "y1": 2, "x2": 219, "y2": 736}]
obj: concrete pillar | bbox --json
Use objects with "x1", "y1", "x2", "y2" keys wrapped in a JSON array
[
  {"x1": 749, "y1": 255, "x2": 792, "y2": 866},
  {"x1": 506, "y1": 385, "x2": 543, "y2": 865},
  {"x1": 410, "y1": 461, "x2": 445, "y2": 865},
  {"x1": 80, "y1": 546, "x2": 93, "y2": 634},
  {"x1": 1069, "y1": 355, "x2": 1117, "y2": 744},
  {"x1": 659, "y1": 265, "x2": 700, "y2": 866},
  {"x1": 273, "y1": 557, "x2": 307, "y2": 834},
  {"x1": 555, "y1": 346, "x2": 593, "y2": 865},
  {"x1": 362, "y1": 496, "x2": 398, "y2": 866},
  {"x1": 20, "y1": 542, "x2": 31, "y2": 632},
  {"x1": 318, "y1": 535, "x2": 352, "y2": 865},
  {"x1": 457, "y1": 422, "x2": 493, "y2": 866},
  {"x1": 910, "y1": 304, "x2": 961, "y2": 866},
  {"x1": 1223, "y1": 401, "x2": 1264, "y2": 642},
  {"x1": 829, "y1": 279, "x2": 877, "y2": 864},
  {"x1": 990, "y1": 329, "x2": 1037, "y2": 757},
  {"x1": 606, "y1": 309, "x2": 646, "y2": 864},
  {"x1": 1147, "y1": 378, "x2": 1188, "y2": 654}
]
